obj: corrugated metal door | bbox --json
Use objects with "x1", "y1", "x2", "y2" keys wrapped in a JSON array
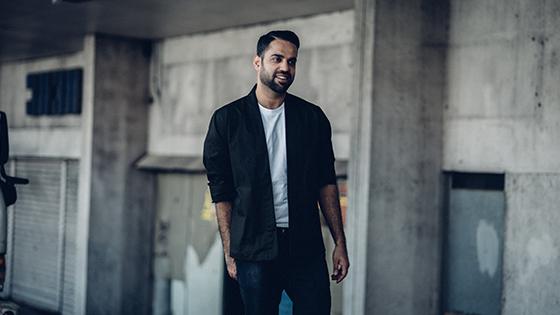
[
  {"x1": 62, "y1": 160, "x2": 78, "y2": 315},
  {"x1": 8, "y1": 158, "x2": 78, "y2": 314}
]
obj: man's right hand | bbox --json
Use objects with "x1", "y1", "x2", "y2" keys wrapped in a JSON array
[{"x1": 225, "y1": 255, "x2": 237, "y2": 280}]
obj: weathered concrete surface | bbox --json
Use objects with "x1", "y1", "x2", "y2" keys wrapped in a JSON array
[
  {"x1": 503, "y1": 174, "x2": 560, "y2": 315},
  {"x1": 86, "y1": 35, "x2": 155, "y2": 315},
  {"x1": 153, "y1": 174, "x2": 223, "y2": 315},
  {"x1": 148, "y1": 10, "x2": 354, "y2": 158},
  {"x1": 0, "y1": 53, "x2": 83, "y2": 128},
  {"x1": 0, "y1": 51, "x2": 84, "y2": 158},
  {"x1": 0, "y1": 39, "x2": 94, "y2": 314},
  {"x1": 444, "y1": 0, "x2": 560, "y2": 173},
  {"x1": 443, "y1": 1, "x2": 560, "y2": 314},
  {"x1": 350, "y1": 0, "x2": 448, "y2": 314}
]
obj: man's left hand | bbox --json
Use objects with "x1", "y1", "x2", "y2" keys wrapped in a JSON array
[{"x1": 331, "y1": 243, "x2": 349, "y2": 283}]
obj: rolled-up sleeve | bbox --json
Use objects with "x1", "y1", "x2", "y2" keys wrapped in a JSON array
[
  {"x1": 317, "y1": 109, "x2": 337, "y2": 188},
  {"x1": 203, "y1": 110, "x2": 235, "y2": 202}
]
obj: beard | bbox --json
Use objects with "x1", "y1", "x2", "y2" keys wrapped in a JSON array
[{"x1": 259, "y1": 64, "x2": 294, "y2": 94}]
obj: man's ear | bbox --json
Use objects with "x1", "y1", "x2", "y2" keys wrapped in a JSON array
[{"x1": 253, "y1": 55, "x2": 261, "y2": 71}]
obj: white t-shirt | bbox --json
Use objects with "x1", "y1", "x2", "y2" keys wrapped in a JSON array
[{"x1": 258, "y1": 103, "x2": 289, "y2": 228}]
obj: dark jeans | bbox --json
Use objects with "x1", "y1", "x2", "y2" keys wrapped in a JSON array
[{"x1": 236, "y1": 228, "x2": 331, "y2": 315}]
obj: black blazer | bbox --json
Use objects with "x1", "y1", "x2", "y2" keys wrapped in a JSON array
[{"x1": 203, "y1": 86, "x2": 337, "y2": 261}]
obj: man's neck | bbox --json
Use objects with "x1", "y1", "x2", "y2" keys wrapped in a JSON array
[{"x1": 256, "y1": 83, "x2": 286, "y2": 109}]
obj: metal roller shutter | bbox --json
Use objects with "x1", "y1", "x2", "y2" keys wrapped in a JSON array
[
  {"x1": 62, "y1": 160, "x2": 78, "y2": 315},
  {"x1": 8, "y1": 158, "x2": 78, "y2": 314}
]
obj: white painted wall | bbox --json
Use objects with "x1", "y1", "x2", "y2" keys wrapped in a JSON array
[
  {"x1": 171, "y1": 238, "x2": 223, "y2": 315},
  {"x1": 148, "y1": 10, "x2": 354, "y2": 159}
]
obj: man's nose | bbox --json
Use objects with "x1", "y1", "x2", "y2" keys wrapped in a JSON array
[{"x1": 279, "y1": 60, "x2": 289, "y2": 72}]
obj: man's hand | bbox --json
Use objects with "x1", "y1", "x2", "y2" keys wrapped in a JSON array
[
  {"x1": 319, "y1": 184, "x2": 350, "y2": 284},
  {"x1": 225, "y1": 255, "x2": 237, "y2": 280},
  {"x1": 214, "y1": 201, "x2": 236, "y2": 280},
  {"x1": 331, "y1": 243, "x2": 349, "y2": 283}
]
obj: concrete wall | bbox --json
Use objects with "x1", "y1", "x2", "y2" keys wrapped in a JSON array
[
  {"x1": 446, "y1": 0, "x2": 560, "y2": 314},
  {"x1": 0, "y1": 51, "x2": 85, "y2": 158},
  {"x1": 445, "y1": 0, "x2": 560, "y2": 173},
  {"x1": 0, "y1": 39, "x2": 93, "y2": 315},
  {"x1": 0, "y1": 34, "x2": 157, "y2": 315},
  {"x1": 147, "y1": 10, "x2": 354, "y2": 159},
  {"x1": 86, "y1": 35, "x2": 155, "y2": 315},
  {"x1": 503, "y1": 174, "x2": 560, "y2": 315}
]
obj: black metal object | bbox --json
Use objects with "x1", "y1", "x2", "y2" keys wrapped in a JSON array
[
  {"x1": 0, "y1": 111, "x2": 30, "y2": 293},
  {"x1": 0, "y1": 111, "x2": 29, "y2": 206}
]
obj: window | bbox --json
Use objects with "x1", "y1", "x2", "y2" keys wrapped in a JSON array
[
  {"x1": 26, "y1": 69, "x2": 83, "y2": 116},
  {"x1": 442, "y1": 172, "x2": 505, "y2": 315}
]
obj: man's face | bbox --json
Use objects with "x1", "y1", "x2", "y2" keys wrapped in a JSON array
[{"x1": 254, "y1": 39, "x2": 298, "y2": 94}]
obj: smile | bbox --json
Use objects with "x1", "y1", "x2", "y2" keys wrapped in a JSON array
[{"x1": 275, "y1": 74, "x2": 290, "y2": 81}]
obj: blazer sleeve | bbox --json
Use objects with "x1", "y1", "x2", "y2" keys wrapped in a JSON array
[
  {"x1": 317, "y1": 109, "x2": 337, "y2": 188},
  {"x1": 203, "y1": 110, "x2": 235, "y2": 203}
]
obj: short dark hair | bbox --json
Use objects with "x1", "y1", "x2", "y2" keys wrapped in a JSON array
[{"x1": 256, "y1": 30, "x2": 300, "y2": 57}]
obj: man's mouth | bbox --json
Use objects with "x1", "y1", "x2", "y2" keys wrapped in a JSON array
[{"x1": 275, "y1": 73, "x2": 291, "y2": 82}]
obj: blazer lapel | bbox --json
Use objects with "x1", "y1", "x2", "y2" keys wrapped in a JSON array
[
  {"x1": 284, "y1": 93, "x2": 301, "y2": 198},
  {"x1": 243, "y1": 86, "x2": 271, "y2": 181}
]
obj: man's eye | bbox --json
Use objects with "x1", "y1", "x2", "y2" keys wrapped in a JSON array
[
  {"x1": 272, "y1": 57, "x2": 281, "y2": 62},
  {"x1": 288, "y1": 60, "x2": 297, "y2": 66}
]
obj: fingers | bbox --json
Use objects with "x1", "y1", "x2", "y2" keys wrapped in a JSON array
[
  {"x1": 330, "y1": 266, "x2": 339, "y2": 281},
  {"x1": 331, "y1": 264, "x2": 343, "y2": 283},
  {"x1": 331, "y1": 244, "x2": 349, "y2": 283},
  {"x1": 225, "y1": 255, "x2": 237, "y2": 280},
  {"x1": 337, "y1": 262, "x2": 349, "y2": 283},
  {"x1": 227, "y1": 261, "x2": 237, "y2": 280},
  {"x1": 331, "y1": 258, "x2": 349, "y2": 283}
]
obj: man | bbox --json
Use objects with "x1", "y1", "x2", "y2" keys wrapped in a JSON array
[{"x1": 203, "y1": 30, "x2": 349, "y2": 315}]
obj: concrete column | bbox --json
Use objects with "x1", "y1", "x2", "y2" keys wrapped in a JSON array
[
  {"x1": 344, "y1": 0, "x2": 376, "y2": 313},
  {"x1": 86, "y1": 35, "x2": 155, "y2": 315},
  {"x1": 347, "y1": 0, "x2": 448, "y2": 314}
]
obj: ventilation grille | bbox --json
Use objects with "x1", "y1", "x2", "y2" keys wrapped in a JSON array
[{"x1": 26, "y1": 69, "x2": 83, "y2": 116}]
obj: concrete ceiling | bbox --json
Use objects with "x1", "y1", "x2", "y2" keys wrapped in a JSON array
[{"x1": 0, "y1": 0, "x2": 353, "y2": 62}]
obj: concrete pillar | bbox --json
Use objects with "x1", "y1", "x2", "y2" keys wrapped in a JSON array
[
  {"x1": 347, "y1": 0, "x2": 448, "y2": 314},
  {"x1": 85, "y1": 35, "x2": 155, "y2": 315}
]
